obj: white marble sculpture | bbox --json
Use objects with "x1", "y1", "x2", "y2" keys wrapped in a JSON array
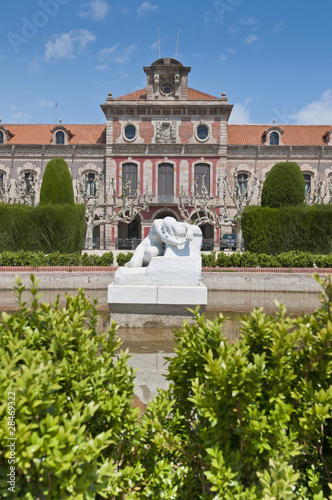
[
  {"x1": 108, "y1": 217, "x2": 207, "y2": 327},
  {"x1": 114, "y1": 217, "x2": 203, "y2": 286}
]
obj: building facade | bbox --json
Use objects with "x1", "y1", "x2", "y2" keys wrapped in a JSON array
[{"x1": 1, "y1": 57, "x2": 332, "y2": 249}]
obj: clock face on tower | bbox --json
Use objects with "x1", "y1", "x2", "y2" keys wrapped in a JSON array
[{"x1": 160, "y1": 83, "x2": 173, "y2": 95}]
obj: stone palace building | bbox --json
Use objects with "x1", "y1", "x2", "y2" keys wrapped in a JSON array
[{"x1": 1, "y1": 57, "x2": 331, "y2": 249}]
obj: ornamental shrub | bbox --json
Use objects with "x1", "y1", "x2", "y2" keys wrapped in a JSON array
[
  {"x1": 0, "y1": 276, "x2": 140, "y2": 499},
  {"x1": 39, "y1": 158, "x2": 75, "y2": 205},
  {"x1": 138, "y1": 275, "x2": 332, "y2": 498},
  {"x1": 261, "y1": 161, "x2": 306, "y2": 208}
]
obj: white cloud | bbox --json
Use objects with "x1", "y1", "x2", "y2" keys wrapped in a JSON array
[
  {"x1": 99, "y1": 43, "x2": 137, "y2": 64},
  {"x1": 79, "y1": 0, "x2": 110, "y2": 20},
  {"x1": 229, "y1": 26, "x2": 240, "y2": 34},
  {"x1": 137, "y1": 1, "x2": 158, "y2": 16},
  {"x1": 245, "y1": 33, "x2": 258, "y2": 45},
  {"x1": 95, "y1": 64, "x2": 109, "y2": 70},
  {"x1": 228, "y1": 99, "x2": 252, "y2": 124},
  {"x1": 226, "y1": 48, "x2": 236, "y2": 54},
  {"x1": 39, "y1": 100, "x2": 54, "y2": 107},
  {"x1": 219, "y1": 53, "x2": 226, "y2": 61},
  {"x1": 273, "y1": 21, "x2": 283, "y2": 33},
  {"x1": 28, "y1": 57, "x2": 40, "y2": 73},
  {"x1": 193, "y1": 52, "x2": 203, "y2": 58},
  {"x1": 289, "y1": 90, "x2": 332, "y2": 124},
  {"x1": 240, "y1": 16, "x2": 258, "y2": 25},
  {"x1": 45, "y1": 30, "x2": 96, "y2": 61},
  {"x1": 150, "y1": 40, "x2": 158, "y2": 50},
  {"x1": 8, "y1": 112, "x2": 31, "y2": 123}
]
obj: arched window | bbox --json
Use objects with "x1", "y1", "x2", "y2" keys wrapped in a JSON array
[
  {"x1": 237, "y1": 173, "x2": 248, "y2": 197},
  {"x1": 158, "y1": 163, "x2": 174, "y2": 203},
  {"x1": 56, "y1": 131, "x2": 65, "y2": 144},
  {"x1": 87, "y1": 172, "x2": 96, "y2": 196},
  {"x1": 0, "y1": 131, "x2": 3, "y2": 144},
  {"x1": 122, "y1": 163, "x2": 138, "y2": 196},
  {"x1": 194, "y1": 163, "x2": 210, "y2": 196},
  {"x1": 270, "y1": 132, "x2": 279, "y2": 145},
  {"x1": 303, "y1": 174, "x2": 311, "y2": 197},
  {"x1": 0, "y1": 172, "x2": 3, "y2": 191},
  {"x1": 24, "y1": 172, "x2": 34, "y2": 195}
]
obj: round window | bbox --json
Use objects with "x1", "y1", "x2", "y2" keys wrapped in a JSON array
[
  {"x1": 124, "y1": 125, "x2": 136, "y2": 140},
  {"x1": 197, "y1": 125, "x2": 209, "y2": 140},
  {"x1": 161, "y1": 83, "x2": 173, "y2": 95}
]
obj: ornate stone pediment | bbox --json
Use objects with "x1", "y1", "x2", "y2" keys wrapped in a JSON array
[{"x1": 155, "y1": 121, "x2": 177, "y2": 143}]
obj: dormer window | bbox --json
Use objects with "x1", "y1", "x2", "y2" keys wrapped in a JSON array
[
  {"x1": 270, "y1": 132, "x2": 279, "y2": 145},
  {"x1": 56, "y1": 131, "x2": 65, "y2": 144},
  {"x1": 51, "y1": 126, "x2": 73, "y2": 145},
  {"x1": 323, "y1": 129, "x2": 332, "y2": 145},
  {"x1": 0, "y1": 126, "x2": 13, "y2": 145},
  {"x1": 262, "y1": 126, "x2": 284, "y2": 146}
]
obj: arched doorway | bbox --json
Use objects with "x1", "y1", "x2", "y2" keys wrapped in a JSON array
[{"x1": 117, "y1": 216, "x2": 141, "y2": 249}]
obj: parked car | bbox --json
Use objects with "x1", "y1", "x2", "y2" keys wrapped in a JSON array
[{"x1": 220, "y1": 233, "x2": 237, "y2": 251}]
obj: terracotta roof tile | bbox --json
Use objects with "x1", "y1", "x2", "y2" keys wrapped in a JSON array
[
  {"x1": 115, "y1": 87, "x2": 219, "y2": 101},
  {"x1": 1, "y1": 124, "x2": 106, "y2": 145},
  {"x1": 228, "y1": 124, "x2": 332, "y2": 146}
]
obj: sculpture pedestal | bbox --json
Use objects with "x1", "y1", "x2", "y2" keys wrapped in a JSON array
[{"x1": 108, "y1": 283, "x2": 207, "y2": 328}]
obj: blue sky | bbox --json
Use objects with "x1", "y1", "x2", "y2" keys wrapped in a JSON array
[{"x1": 1, "y1": 0, "x2": 332, "y2": 125}]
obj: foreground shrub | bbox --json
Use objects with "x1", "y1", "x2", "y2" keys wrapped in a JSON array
[
  {"x1": 0, "y1": 277, "x2": 140, "y2": 499},
  {"x1": 139, "y1": 275, "x2": 332, "y2": 498}
]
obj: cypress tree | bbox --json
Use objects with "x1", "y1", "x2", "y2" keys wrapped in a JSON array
[
  {"x1": 261, "y1": 161, "x2": 306, "y2": 208},
  {"x1": 39, "y1": 158, "x2": 75, "y2": 205}
]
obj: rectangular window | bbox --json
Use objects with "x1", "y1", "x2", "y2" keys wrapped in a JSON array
[
  {"x1": 194, "y1": 164, "x2": 210, "y2": 197},
  {"x1": 87, "y1": 172, "x2": 96, "y2": 196},
  {"x1": 158, "y1": 163, "x2": 174, "y2": 203},
  {"x1": 122, "y1": 163, "x2": 138, "y2": 196}
]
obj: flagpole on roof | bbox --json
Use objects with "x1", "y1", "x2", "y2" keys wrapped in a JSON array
[
  {"x1": 175, "y1": 25, "x2": 180, "y2": 59},
  {"x1": 157, "y1": 25, "x2": 161, "y2": 58}
]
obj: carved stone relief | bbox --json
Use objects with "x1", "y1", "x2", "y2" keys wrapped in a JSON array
[{"x1": 155, "y1": 121, "x2": 177, "y2": 143}]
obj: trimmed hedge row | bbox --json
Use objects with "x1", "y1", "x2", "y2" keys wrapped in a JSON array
[
  {"x1": 0, "y1": 204, "x2": 85, "y2": 253},
  {"x1": 0, "y1": 250, "x2": 114, "y2": 267},
  {"x1": 241, "y1": 204, "x2": 332, "y2": 254},
  {"x1": 201, "y1": 250, "x2": 332, "y2": 268}
]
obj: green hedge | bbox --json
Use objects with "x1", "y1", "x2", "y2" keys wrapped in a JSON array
[
  {"x1": 116, "y1": 252, "x2": 133, "y2": 266},
  {"x1": 0, "y1": 204, "x2": 85, "y2": 253},
  {"x1": 241, "y1": 204, "x2": 332, "y2": 254},
  {"x1": 201, "y1": 251, "x2": 332, "y2": 268},
  {"x1": 0, "y1": 250, "x2": 114, "y2": 266}
]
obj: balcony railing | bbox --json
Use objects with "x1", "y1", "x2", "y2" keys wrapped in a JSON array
[{"x1": 157, "y1": 194, "x2": 174, "y2": 204}]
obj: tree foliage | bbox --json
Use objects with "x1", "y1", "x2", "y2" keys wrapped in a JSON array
[
  {"x1": 39, "y1": 158, "x2": 75, "y2": 205},
  {"x1": 261, "y1": 162, "x2": 306, "y2": 208}
]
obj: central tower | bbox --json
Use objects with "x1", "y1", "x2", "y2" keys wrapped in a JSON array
[{"x1": 143, "y1": 57, "x2": 191, "y2": 100}]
